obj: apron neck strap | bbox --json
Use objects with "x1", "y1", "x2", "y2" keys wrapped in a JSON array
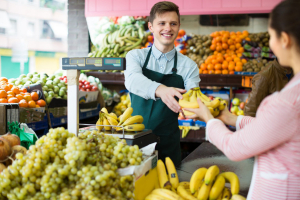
[{"x1": 143, "y1": 47, "x2": 178, "y2": 75}]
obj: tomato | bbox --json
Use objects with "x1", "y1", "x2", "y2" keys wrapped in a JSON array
[
  {"x1": 91, "y1": 86, "x2": 98, "y2": 91},
  {"x1": 86, "y1": 89, "x2": 90, "y2": 92},
  {"x1": 80, "y1": 88, "x2": 85, "y2": 92}
]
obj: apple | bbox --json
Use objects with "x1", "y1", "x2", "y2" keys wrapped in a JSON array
[
  {"x1": 230, "y1": 106, "x2": 239, "y2": 114},
  {"x1": 46, "y1": 80, "x2": 53, "y2": 88},
  {"x1": 46, "y1": 96, "x2": 52, "y2": 104},
  {"x1": 54, "y1": 94, "x2": 58, "y2": 98},
  {"x1": 53, "y1": 78, "x2": 60, "y2": 85},
  {"x1": 239, "y1": 102, "x2": 245, "y2": 110},
  {"x1": 63, "y1": 94, "x2": 67, "y2": 100},
  {"x1": 59, "y1": 90, "x2": 65, "y2": 97},
  {"x1": 232, "y1": 98, "x2": 240, "y2": 106},
  {"x1": 48, "y1": 91, "x2": 54, "y2": 96},
  {"x1": 49, "y1": 75, "x2": 56, "y2": 80},
  {"x1": 27, "y1": 73, "x2": 33, "y2": 79},
  {"x1": 60, "y1": 87, "x2": 67, "y2": 92},
  {"x1": 237, "y1": 110, "x2": 244, "y2": 116},
  {"x1": 43, "y1": 91, "x2": 48, "y2": 98},
  {"x1": 42, "y1": 86, "x2": 49, "y2": 91},
  {"x1": 32, "y1": 77, "x2": 40, "y2": 83}
]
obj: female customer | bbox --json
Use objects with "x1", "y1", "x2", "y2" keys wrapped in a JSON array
[{"x1": 185, "y1": 0, "x2": 300, "y2": 199}]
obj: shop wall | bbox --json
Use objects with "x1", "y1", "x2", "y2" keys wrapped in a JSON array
[
  {"x1": 0, "y1": 56, "x2": 29, "y2": 78},
  {"x1": 180, "y1": 15, "x2": 268, "y2": 35},
  {"x1": 35, "y1": 57, "x2": 61, "y2": 75}
]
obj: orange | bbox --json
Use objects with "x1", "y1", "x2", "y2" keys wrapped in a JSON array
[
  {"x1": 28, "y1": 100, "x2": 36, "y2": 108},
  {"x1": 226, "y1": 57, "x2": 233, "y2": 62},
  {"x1": 222, "y1": 62, "x2": 228, "y2": 70},
  {"x1": 216, "y1": 36, "x2": 222, "y2": 42},
  {"x1": 1, "y1": 85, "x2": 10, "y2": 92},
  {"x1": 221, "y1": 50, "x2": 226, "y2": 54},
  {"x1": 222, "y1": 69, "x2": 229, "y2": 74},
  {"x1": 215, "y1": 70, "x2": 222, "y2": 74},
  {"x1": 230, "y1": 35, "x2": 237, "y2": 40},
  {"x1": 24, "y1": 94, "x2": 32, "y2": 102},
  {"x1": 16, "y1": 94, "x2": 24, "y2": 101},
  {"x1": 0, "y1": 98, "x2": 8, "y2": 103},
  {"x1": 216, "y1": 46, "x2": 222, "y2": 52},
  {"x1": 242, "y1": 30, "x2": 249, "y2": 36},
  {"x1": 8, "y1": 97, "x2": 19, "y2": 103},
  {"x1": 235, "y1": 66, "x2": 243, "y2": 72},
  {"x1": 222, "y1": 37, "x2": 228, "y2": 43},
  {"x1": 214, "y1": 51, "x2": 218, "y2": 55},
  {"x1": 20, "y1": 88, "x2": 27, "y2": 93},
  {"x1": 0, "y1": 77, "x2": 8, "y2": 82},
  {"x1": 214, "y1": 63, "x2": 222, "y2": 70},
  {"x1": 7, "y1": 94, "x2": 14, "y2": 100},
  {"x1": 229, "y1": 71, "x2": 235, "y2": 74},
  {"x1": 237, "y1": 53, "x2": 243, "y2": 58},
  {"x1": 211, "y1": 59, "x2": 218, "y2": 65},
  {"x1": 245, "y1": 37, "x2": 251, "y2": 41},
  {"x1": 241, "y1": 59, "x2": 247, "y2": 64},
  {"x1": 7, "y1": 84, "x2": 13, "y2": 90},
  {"x1": 229, "y1": 45, "x2": 236, "y2": 51},
  {"x1": 200, "y1": 64, "x2": 207, "y2": 70},
  {"x1": 7, "y1": 91, "x2": 15, "y2": 97},
  {"x1": 235, "y1": 43, "x2": 242, "y2": 49},
  {"x1": 216, "y1": 56, "x2": 224, "y2": 63},
  {"x1": 207, "y1": 64, "x2": 215, "y2": 71},
  {"x1": 210, "y1": 44, "x2": 216, "y2": 51},
  {"x1": 230, "y1": 31, "x2": 236, "y2": 35},
  {"x1": 199, "y1": 69, "x2": 203, "y2": 74},
  {"x1": 236, "y1": 61, "x2": 243, "y2": 67},
  {"x1": 212, "y1": 39, "x2": 217, "y2": 44},
  {"x1": 234, "y1": 57, "x2": 241, "y2": 62},
  {"x1": 208, "y1": 70, "x2": 215, "y2": 74},
  {"x1": 235, "y1": 38, "x2": 242, "y2": 43},
  {"x1": 236, "y1": 31, "x2": 242, "y2": 35},
  {"x1": 202, "y1": 70, "x2": 208, "y2": 74},
  {"x1": 205, "y1": 58, "x2": 211, "y2": 65},
  {"x1": 210, "y1": 32, "x2": 216, "y2": 37},
  {"x1": 0, "y1": 90, "x2": 7, "y2": 98},
  {"x1": 37, "y1": 100, "x2": 46, "y2": 107},
  {"x1": 19, "y1": 99, "x2": 28, "y2": 108},
  {"x1": 222, "y1": 43, "x2": 228, "y2": 50},
  {"x1": 36, "y1": 105, "x2": 40, "y2": 108},
  {"x1": 228, "y1": 63, "x2": 235, "y2": 71},
  {"x1": 238, "y1": 47, "x2": 244, "y2": 53},
  {"x1": 31, "y1": 92, "x2": 39, "y2": 101}
]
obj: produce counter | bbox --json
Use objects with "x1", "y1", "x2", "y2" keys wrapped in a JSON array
[{"x1": 177, "y1": 142, "x2": 254, "y2": 197}]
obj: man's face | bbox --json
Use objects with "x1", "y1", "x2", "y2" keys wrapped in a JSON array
[{"x1": 148, "y1": 11, "x2": 180, "y2": 48}]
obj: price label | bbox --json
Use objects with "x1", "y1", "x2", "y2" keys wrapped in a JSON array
[{"x1": 242, "y1": 76, "x2": 253, "y2": 87}]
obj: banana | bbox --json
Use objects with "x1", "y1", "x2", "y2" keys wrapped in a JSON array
[
  {"x1": 104, "y1": 114, "x2": 119, "y2": 127},
  {"x1": 157, "y1": 160, "x2": 172, "y2": 189},
  {"x1": 212, "y1": 108, "x2": 220, "y2": 117},
  {"x1": 118, "y1": 107, "x2": 133, "y2": 125},
  {"x1": 96, "y1": 117, "x2": 103, "y2": 131},
  {"x1": 101, "y1": 107, "x2": 108, "y2": 114},
  {"x1": 199, "y1": 90, "x2": 211, "y2": 102},
  {"x1": 177, "y1": 185, "x2": 198, "y2": 200},
  {"x1": 121, "y1": 124, "x2": 145, "y2": 132},
  {"x1": 152, "y1": 188, "x2": 184, "y2": 200},
  {"x1": 216, "y1": 190, "x2": 223, "y2": 200},
  {"x1": 220, "y1": 172, "x2": 239, "y2": 195},
  {"x1": 165, "y1": 157, "x2": 179, "y2": 189},
  {"x1": 219, "y1": 100, "x2": 227, "y2": 111},
  {"x1": 209, "y1": 175, "x2": 225, "y2": 200},
  {"x1": 204, "y1": 165, "x2": 220, "y2": 185},
  {"x1": 182, "y1": 90, "x2": 193, "y2": 101},
  {"x1": 179, "y1": 182, "x2": 190, "y2": 188},
  {"x1": 183, "y1": 110, "x2": 196, "y2": 116},
  {"x1": 102, "y1": 116, "x2": 111, "y2": 131},
  {"x1": 203, "y1": 98, "x2": 221, "y2": 109},
  {"x1": 230, "y1": 194, "x2": 246, "y2": 200},
  {"x1": 190, "y1": 167, "x2": 207, "y2": 194},
  {"x1": 189, "y1": 90, "x2": 197, "y2": 102},
  {"x1": 221, "y1": 187, "x2": 231, "y2": 199},
  {"x1": 208, "y1": 107, "x2": 214, "y2": 114},
  {"x1": 197, "y1": 181, "x2": 212, "y2": 200},
  {"x1": 122, "y1": 115, "x2": 144, "y2": 126},
  {"x1": 179, "y1": 99, "x2": 198, "y2": 108},
  {"x1": 108, "y1": 112, "x2": 118, "y2": 120},
  {"x1": 145, "y1": 193, "x2": 167, "y2": 200}
]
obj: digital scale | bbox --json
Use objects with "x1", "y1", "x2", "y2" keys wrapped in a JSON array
[{"x1": 63, "y1": 57, "x2": 158, "y2": 148}]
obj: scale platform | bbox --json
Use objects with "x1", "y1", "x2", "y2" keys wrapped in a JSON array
[{"x1": 79, "y1": 127, "x2": 159, "y2": 148}]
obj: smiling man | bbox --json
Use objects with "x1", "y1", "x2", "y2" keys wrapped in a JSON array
[{"x1": 124, "y1": 1, "x2": 200, "y2": 166}]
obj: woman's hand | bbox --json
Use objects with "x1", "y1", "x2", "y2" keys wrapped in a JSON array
[
  {"x1": 184, "y1": 98, "x2": 214, "y2": 123},
  {"x1": 216, "y1": 106, "x2": 238, "y2": 127}
]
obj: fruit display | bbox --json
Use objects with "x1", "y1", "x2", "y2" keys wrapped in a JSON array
[
  {"x1": 0, "y1": 127, "x2": 144, "y2": 199},
  {"x1": 230, "y1": 98, "x2": 245, "y2": 116},
  {"x1": 179, "y1": 126, "x2": 191, "y2": 138},
  {"x1": 242, "y1": 58, "x2": 272, "y2": 73},
  {"x1": 8, "y1": 72, "x2": 68, "y2": 104},
  {"x1": 88, "y1": 24, "x2": 149, "y2": 58},
  {"x1": 113, "y1": 93, "x2": 131, "y2": 116},
  {"x1": 248, "y1": 32, "x2": 270, "y2": 48},
  {"x1": 0, "y1": 77, "x2": 46, "y2": 108},
  {"x1": 179, "y1": 88, "x2": 227, "y2": 118},
  {"x1": 96, "y1": 107, "x2": 145, "y2": 132},
  {"x1": 186, "y1": 34, "x2": 213, "y2": 66},
  {"x1": 150, "y1": 157, "x2": 246, "y2": 200}
]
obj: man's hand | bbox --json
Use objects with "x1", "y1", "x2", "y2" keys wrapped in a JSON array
[{"x1": 155, "y1": 85, "x2": 186, "y2": 113}]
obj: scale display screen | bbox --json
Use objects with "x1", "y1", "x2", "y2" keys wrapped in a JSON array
[
  {"x1": 70, "y1": 58, "x2": 85, "y2": 64},
  {"x1": 86, "y1": 58, "x2": 102, "y2": 64},
  {"x1": 104, "y1": 58, "x2": 121, "y2": 66}
]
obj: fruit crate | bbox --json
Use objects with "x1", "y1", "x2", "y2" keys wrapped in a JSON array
[
  {"x1": 26, "y1": 115, "x2": 48, "y2": 131},
  {"x1": 49, "y1": 113, "x2": 67, "y2": 127},
  {"x1": 79, "y1": 103, "x2": 101, "y2": 120},
  {"x1": 86, "y1": 72, "x2": 125, "y2": 85}
]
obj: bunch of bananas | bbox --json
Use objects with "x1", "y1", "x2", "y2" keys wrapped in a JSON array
[
  {"x1": 180, "y1": 126, "x2": 191, "y2": 138},
  {"x1": 179, "y1": 88, "x2": 227, "y2": 118},
  {"x1": 96, "y1": 107, "x2": 145, "y2": 132},
  {"x1": 113, "y1": 93, "x2": 131, "y2": 116},
  {"x1": 186, "y1": 165, "x2": 241, "y2": 200}
]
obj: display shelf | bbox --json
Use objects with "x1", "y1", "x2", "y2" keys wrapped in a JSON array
[
  {"x1": 180, "y1": 128, "x2": 206, "y2": 143},
  {"x1": 86, "y1": 72, "x2": 249, "y2": 87}
]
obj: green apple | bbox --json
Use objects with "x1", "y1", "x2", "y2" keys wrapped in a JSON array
[
  {"x1": 230, "y1": 106, "x2": 239, "y2": 114},
  {"x1": 43, "y1": 91, "x2": 48, "y2": 98},
  {"x1": 232, "y1": 98, "x2": 240, "y2": 106},
  {"x1": 46, "y1": 96, "x2": 52, "y2": 104},
  {"x1": 27, "y1": 73, "x2": 33, "y2": 79},
  {"x1": 46, "y1": 80, "x2": 53, "y2": 88},
  {"x1": 48, "y1": 91, "x2": 54, "y2": 96},
  {"x1": 53, "y1": 78, "x2": 60, "y2": 85},
  {"x1": 237, "y1": 110, "x2": 244, "y2": 116},
  {"x1": 32, "y1": 77, "x2": 40, "y2": 83},
  {"x1": 53, "y1": 86, "x2": 59, "y2": 94},
  {"x1": 49, "y1": 75, "x2": 56, "y2": 80},
  {"x1": 60, "y1": 80, "x2": 66, "y2": 86},
  {"x1": 42, "y1": 86, "x2": 49, "y2": 91},
  {"x1": 60, "y1": 87, "x2": 67, "y2": 92},
  {"x1": 57, "y1": 83, "x2": 63, "y2": 88},
  {"x1": 59, "y1": 90, "x2": 65, "y2": 97},
  {"x1": 63, "y1": 94, "x2": 67, "y2": 100},
  {"x1": 54, "y1": 94, "x2": 58, "y2": 98}
]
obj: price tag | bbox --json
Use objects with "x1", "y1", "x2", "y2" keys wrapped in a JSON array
[{"x1": 242, "y1": 76, "x2": 253, "y2": 88}]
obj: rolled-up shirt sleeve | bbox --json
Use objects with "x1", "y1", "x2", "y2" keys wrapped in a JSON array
[{"x1": 124, "y1": 50, "x2": 161, "y2": 100}]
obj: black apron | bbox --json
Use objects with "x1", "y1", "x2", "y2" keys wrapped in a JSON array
[{"x1": 130, "y1": 47, "x2": 184, "y2": 166}]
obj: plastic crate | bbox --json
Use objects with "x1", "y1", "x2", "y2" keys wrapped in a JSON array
[
  {"x1": 79, "y1": 104, "x2": 101, "y2": 120},
  {"x1": 50, "y1": 113, "x2": 67, "y2": 127},
  {"x1": 26, "y1": 115, "x2": 48, "y2": 131},
  {"x1": 195, "y1": 120, "x2": 206, "y2": 127},
  {"x1": 178, "y1": 119, "x2": 194, "y2": 126}
]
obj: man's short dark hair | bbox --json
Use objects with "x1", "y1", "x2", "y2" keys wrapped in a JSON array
[{"x1": 149, "y1": 1, "x2": 180, "y2": 24}]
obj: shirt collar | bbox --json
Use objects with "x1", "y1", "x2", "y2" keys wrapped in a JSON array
[{"x1": 152, "y1": 44, "x2": 176, "y2": 61}]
